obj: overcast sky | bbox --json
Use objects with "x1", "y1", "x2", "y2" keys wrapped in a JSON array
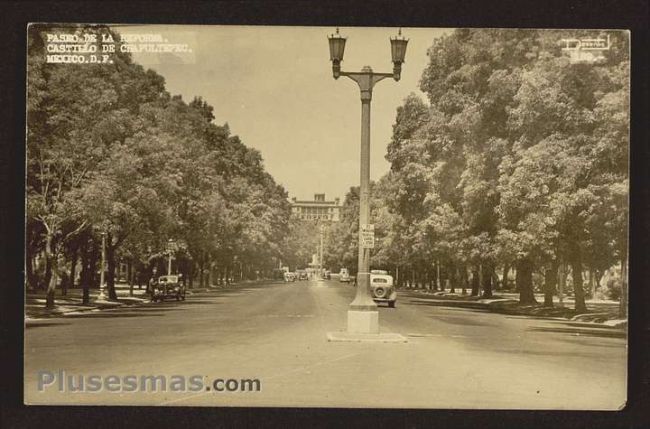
[{"x1": 121, "y1": 25, "x2": 451, "y2": 202}]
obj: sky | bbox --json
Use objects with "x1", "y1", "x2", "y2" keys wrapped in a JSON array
[{"x1": 121, "y1": 25, "x2": 452, "y2": 202}]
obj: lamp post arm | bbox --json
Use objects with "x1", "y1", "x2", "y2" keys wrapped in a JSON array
[{"x1": 340, "y1": 70, "x2": 394, "y2": 101}]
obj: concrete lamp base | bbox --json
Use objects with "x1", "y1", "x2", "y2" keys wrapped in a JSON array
[
  {"x1": 326, "y1": 309, "x2": 408, "y2": 343},
  {"x1": 327, "y1": 332, "x2": 408, "y2": 343},
  {"x1": 347, "y1": 309, "x2": 379, "y2": 334}
]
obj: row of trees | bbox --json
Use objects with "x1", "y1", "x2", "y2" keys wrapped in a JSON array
[
  {"x1": 325, "y1": 29, "x2": 629, "y2": 315},
  {"x1": 27, "y1": 25, "x2": 291, "y2": 308}
]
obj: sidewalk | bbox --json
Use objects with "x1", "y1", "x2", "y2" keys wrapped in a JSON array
[
  {"x1": 26, "y1": 284, "x2": 148, "y2": 321},
  {"x1": 402, "y1": 288, "x2": 627, "y2": 329},
  {"x1": 25, "y1": 279, "x2": 279, "y2": 321}
]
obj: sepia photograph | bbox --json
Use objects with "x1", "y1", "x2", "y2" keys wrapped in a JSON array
[{"x1": 24, "y1": 24, "x2": 629, "y2": 409}]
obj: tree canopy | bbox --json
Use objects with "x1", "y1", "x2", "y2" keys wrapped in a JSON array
[{"x1": 27, "y1": 25, "x2": 291, "y2": 307}]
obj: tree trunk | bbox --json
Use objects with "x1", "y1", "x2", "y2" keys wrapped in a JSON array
[
  {"x1": 395, "y1": 265, "x2": 400, "y2": 288},
  {"x1": 199, "y1": 257, "x2": 205, "y2": 288},
  {"x1": 461, "y1": 266, "x2": 468, "y2": 295},
  {"x1": 570, "y1": 251, "x2": 587, "y2": 313},
  {"x1": 80, "y1": 239, "x2": 91, "y2": 305},
  {"x1": 557, "y1": 262, "x2": 566, "y2": 308},
  {"x1": 516, "y1": 258, "x2": 537, "y2": 305},
  {"x1": 26, "y1": 253, "x2": 38, "y2": 291},
  {"x1": 470, "y1": 267, "x2": 479, "y2": 296},
  {"x1": 449, "y1": 265, "x2": 457, "y2": 294},
  {"x1": 44, "y1": 232, "x2": 57, "y2": 309},
  {"x1": 481, "y1": 263, "x2": 493, "y2": 298},
  {"x1": 44, "y1": 249, "x2": 53, "y2": 295},
  {"x1": 59, "y1": 270, "x2": 69, "y2": 296},
  {"x1": 106, "y1": 240, "x2": 118, "y2": 300},
  {"x1": 501, "y1": 264, "x2": 510, "y2": 290},
  {"x1": 619, "y1": 253, "x2": 628, "y2": 318},
  {"x1": 588, "y1": 267, "x2": 596, "y2": 299},
  {"x1": 543, "y1": 262, "x2": 558, "y2": 307},
  {"x1": 491, "y1": 270, "x2": 500, "y2": 291},
  {"x1": 128, "y1": 259, "x2": 134, "y2": 297},
  {"x1": 68, "y1": 246, "x2": 79, "y2": 293},
  {"x1": 595, "y1": 269, "x2": 603, "y2": 292}
]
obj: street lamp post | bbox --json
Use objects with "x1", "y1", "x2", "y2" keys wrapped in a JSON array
[
  {"x1": 167, "y1": 238, "x2": 175, "y2": 276},
  {"x1": 319, "y1": 223, "x2": 324, "y2": 277},
  {"x1": 328, "y1": 28, "x2": 408, "y2": 334},
  {"x1": 97, "y1": 231, "x2": 108, "y2": 301}
]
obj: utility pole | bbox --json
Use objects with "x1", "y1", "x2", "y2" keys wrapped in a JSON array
[{"x1": 97, "y1": 231, "x2": 107, "y2": 301}]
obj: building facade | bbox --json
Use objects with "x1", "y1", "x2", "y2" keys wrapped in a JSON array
[{"x1": 291, "y1": 194, "x2": 341, "y2": 221}]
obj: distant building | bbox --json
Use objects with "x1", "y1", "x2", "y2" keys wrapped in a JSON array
[{"x1": 291, "y1": 193, "x2": 341, "y2": 221}]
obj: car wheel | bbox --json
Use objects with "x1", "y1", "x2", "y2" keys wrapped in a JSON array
[
  {"x1": 374, "y1": 287, "x2": 386, "y2": 298},
  {"x1": 388, "y1": 301, "x2": 396, "y2": 308}
]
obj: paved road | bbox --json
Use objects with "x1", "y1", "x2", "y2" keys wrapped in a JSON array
[{"x1": 24, "y1": 279, "x2": 627, "y2": 409}]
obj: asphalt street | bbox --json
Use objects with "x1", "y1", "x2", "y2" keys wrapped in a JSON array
[{"x1": 24, "y1": 279, "x2": 627, "y2": 409}]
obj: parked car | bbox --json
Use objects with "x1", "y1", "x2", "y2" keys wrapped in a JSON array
[
  {"x1": 339, "y1": 268, "x2": 351, "y2": 283},
  {"x1": 370, "y1": 271, "x2": 397, "y2": 308},
  {"x1": 152, "y1": 274, "x2": 186, "y2": 302},
  {"x1": 284, "y1": 272, "x2": 297, "y2": 282},
  {"x1": 296, "y1": 270, "x2": 309, "y2": 281}
]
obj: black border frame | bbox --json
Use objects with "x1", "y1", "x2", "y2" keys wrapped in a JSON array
[{"x1": 1, "y1": 1, "x2": 648, "y2": 428}]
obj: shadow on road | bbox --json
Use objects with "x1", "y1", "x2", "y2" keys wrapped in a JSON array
[
  {"x1": 25, "y1": 321, "x2": 72, "y2": 329},
  {"x1": 166, "y1": 299, "x2": 221, "y2": 305},
  {"x1": 61, "y1": 311, "x2": 168, "y2": 319}
]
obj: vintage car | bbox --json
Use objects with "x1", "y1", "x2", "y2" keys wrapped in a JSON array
[
  {"x1": 151, "y1": 274, "x2": 186, "y2": 302},
  {"x1": 283, "y1": 272, "x2": 297, "y2": 282},
  {"x1": 370, "y1": 270, "x2": 397, "y2": 308},
  {"x1": 296, "y1": 269, "x2": 309, "y2": 280},
  {"x1": 339, "y1": 268, "x2": 351, "y2": 283}
]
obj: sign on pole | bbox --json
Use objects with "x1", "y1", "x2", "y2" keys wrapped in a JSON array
[{"x1": 360, "y1": 224, "x2": 374, "y2": 249}]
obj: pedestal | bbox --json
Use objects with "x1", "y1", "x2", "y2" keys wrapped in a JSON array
[{"x1": 347, "y1": 309, "x2": 379, "y2": 334}]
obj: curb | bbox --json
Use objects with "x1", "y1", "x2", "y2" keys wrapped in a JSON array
[
  {"x1": 25, "y1": 298, "x2": 150, "y2": 325},
  {"x1": 402, "y1": 290, "x2": 626, "y2": 329},
  {"x1": 25, "y1": 280, "x2": 272, "y2": 324}
]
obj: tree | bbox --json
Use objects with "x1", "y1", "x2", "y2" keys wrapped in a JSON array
[
  {"x1": 26, "y1": 25, "x2": 292, "y2": 308},
  {"x1": 381, "y1": 29, "x2": 629, "y2": 312}
]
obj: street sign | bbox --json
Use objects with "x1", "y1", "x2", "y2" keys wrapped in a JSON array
[{"x1": 360, "y1": 224, "x2": 374, "y2": 249}]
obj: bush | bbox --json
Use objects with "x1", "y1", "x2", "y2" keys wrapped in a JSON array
[{"x1": 597, "y1": 278, "x2": 622, "y2": 300}]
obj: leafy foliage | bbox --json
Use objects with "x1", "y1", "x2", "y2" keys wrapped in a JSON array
[{"x1": 26, "y1": 25, "x2": 290, "y2": 307}]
